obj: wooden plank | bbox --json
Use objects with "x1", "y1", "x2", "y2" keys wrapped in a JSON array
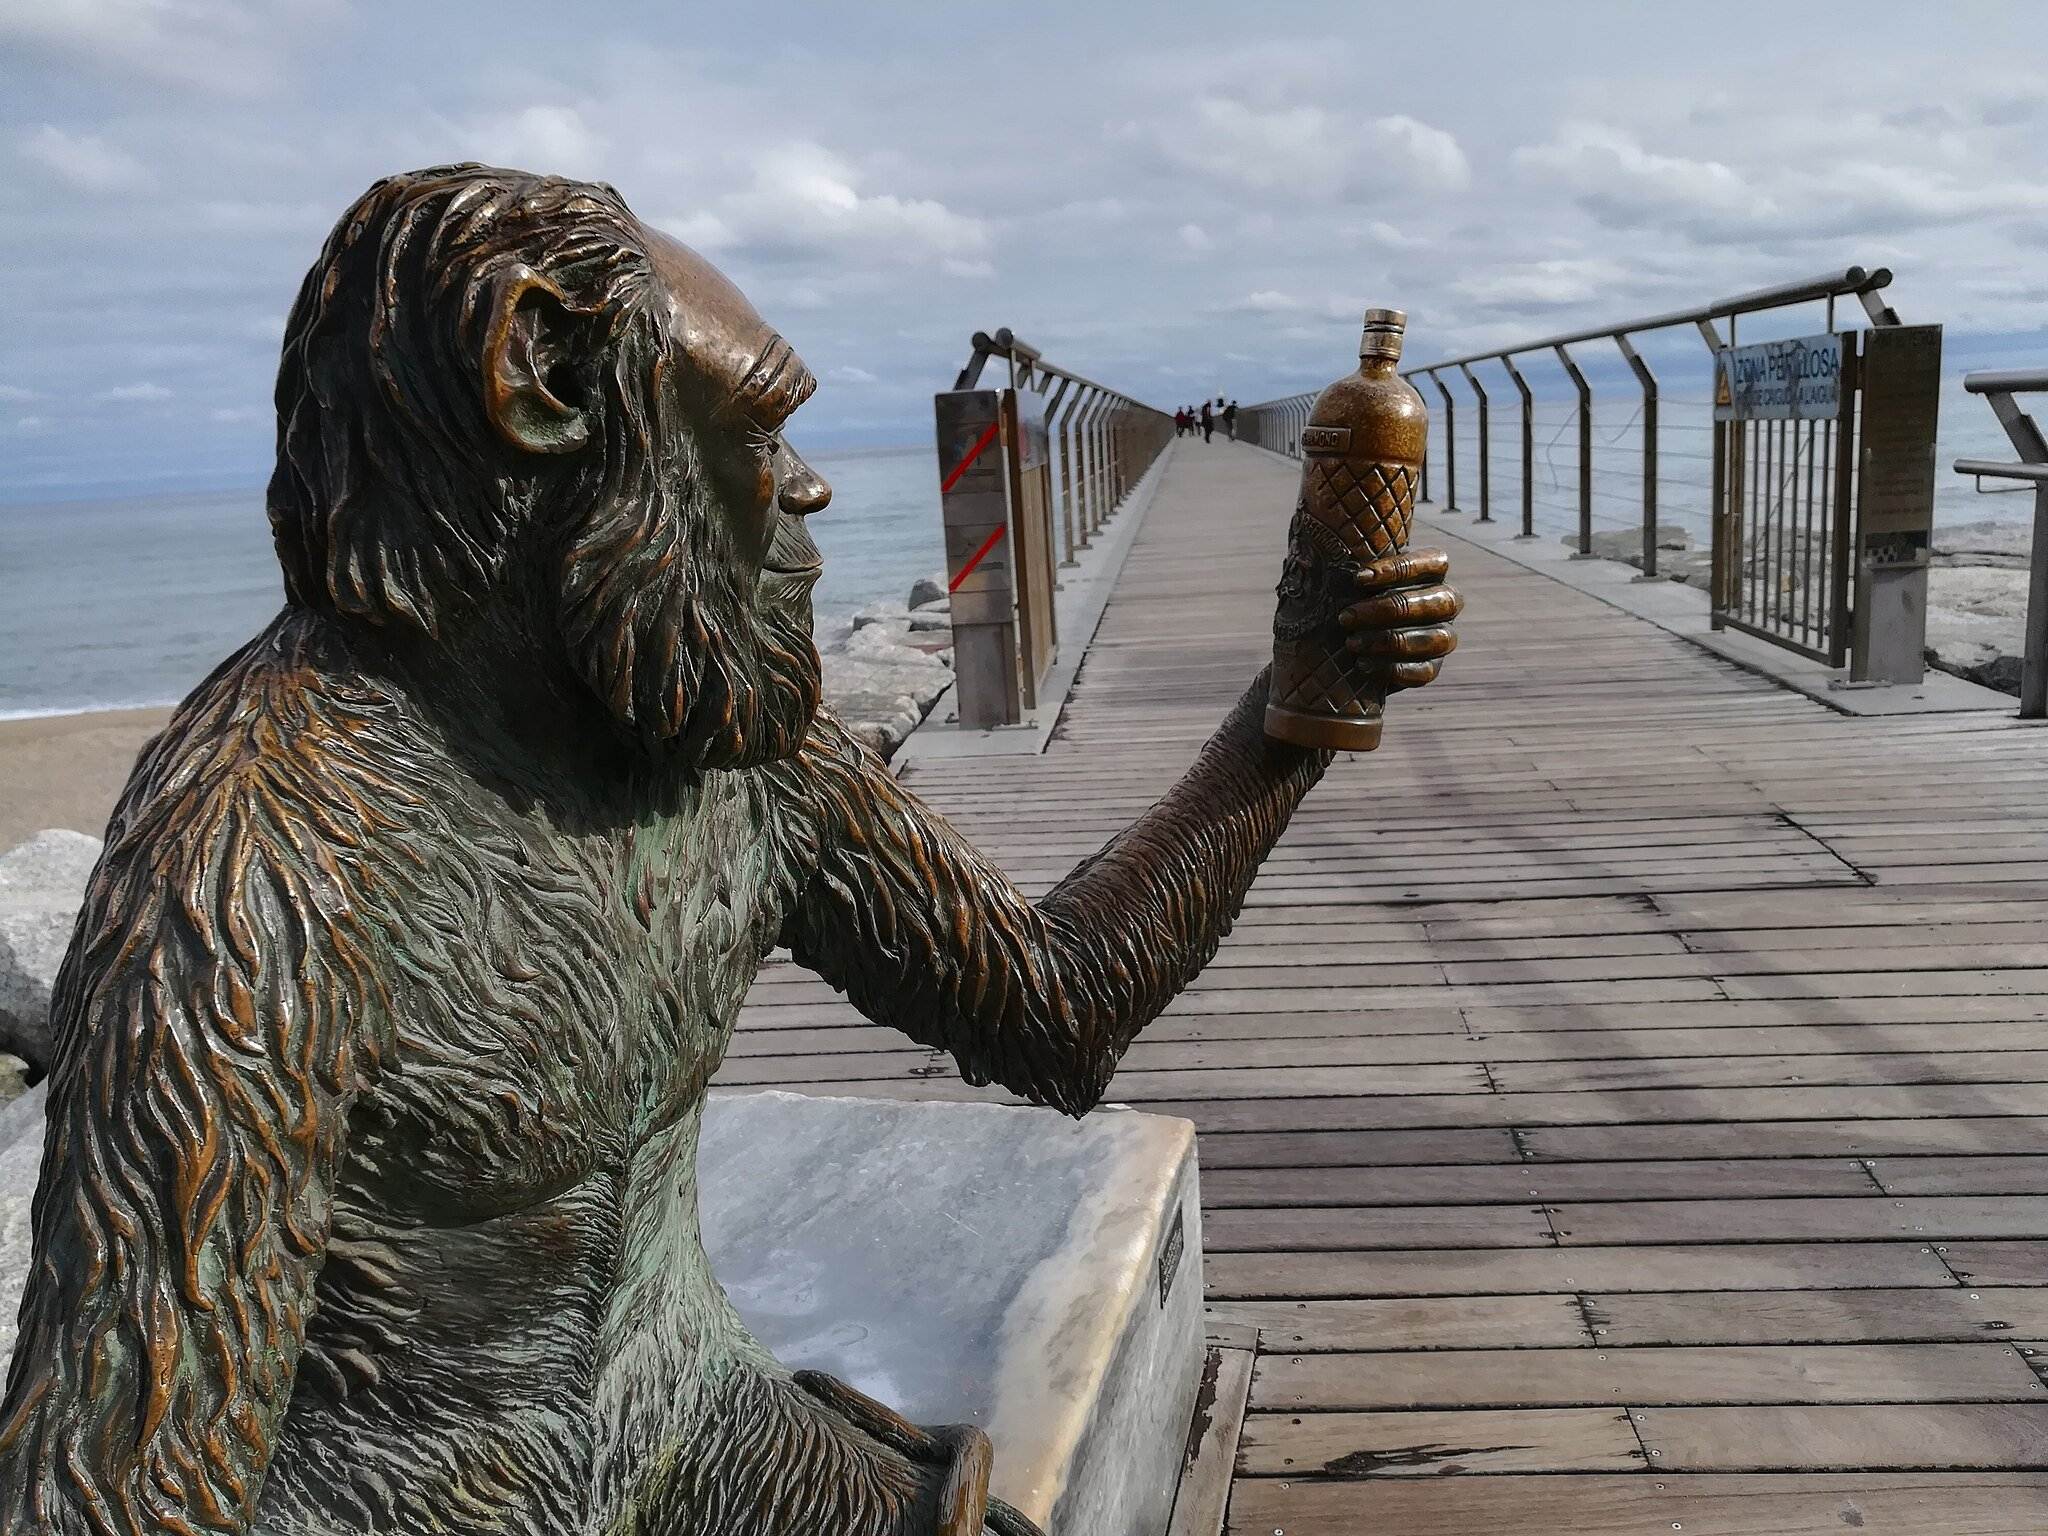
[
  {"x1": 1200, "y1": 1159, "x2": 1878, "y2": 1209},
  {"x1": 1236, "y1": 1406, "x2": 1642, "y2": 1476},
  {"x1": 1585, "y1": 1289, "x2": 2048, "y2": 1347},
  {"x1": 1549, "y1": 1196, "x2": 2048, "y2": 1246},
  {"x1": 1634, "y1": 1403, "x2": 2048, "y2": 1471},
  {"x1": 1203, "y1": 1204, "x2": 1553, "y2": 1253},
  {"x1": 1872, "y1": 1157, "x2": 2048, "y2": 1195},
  {"x1": 1945, "y1": 1244, "x2": 2048, "y2": 1286},
  {"x1": 1491, "y1": 1053, "x2": 2048, "y2": 1095},
  {"x1": 1205, "y1": 1242, "x2": 1956, "y2": 1300},
  {"x1": 1166, "y1": 1346, "x2": 1252, "y2": 1536},
  {"x1": 1251, "y1": 1344, "x2": 2048, "y2": 1411},
  {"x1": 1526, "y1": 1118, "x2": 2048, "y2": 1162},
  {"x1": 1205, "y1": 1295, "x2": 1589, "y2": 1351},
  {"x1": 1150, "y1": 1083, "x2": 2048, "y2": 1134},
  {"x1": 1226, "y1": 1472, "x2": 2048, "y2": 1536},
  {"x1": 1195, "y1": 1128, "x2": 1519, "y2": 1169}
]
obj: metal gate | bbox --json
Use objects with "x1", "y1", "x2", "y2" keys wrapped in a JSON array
[
  {"x1": 1712, "y1": 331, "x2": 1858, "y2": 665},
  {"x1": 1711, "y1": 325, "x2": 1942, "y2": 676}
]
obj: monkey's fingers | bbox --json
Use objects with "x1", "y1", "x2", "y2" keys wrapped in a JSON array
[
  {"x1": 986, "y1": 1496, "x2": 1048, "y2": 1536},
  {"x1": 1347, "y1": 623, "x2": 1457, "y2": 661},
  {"x1": 793, "y1": 1369, "x2": 937, "y2": 1459},
  {"x1": 1355, "y1": 548, "x2": 1451, "y2": 592},
  {"x1": 793, "y1": 1370, "x2": 1046, "y2": 1536},
  {"x1": 1340, "y1": 582, "x2": 1463, "y2": 633},
  {"x1": 931, "y1": 1424, "x2": 994, "y2": 1536},
  {"x1": 1385, "y1": 659, "x2": 1444, "y2": 691}
]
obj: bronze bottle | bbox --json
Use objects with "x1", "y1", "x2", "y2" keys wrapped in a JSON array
[{"x1": 1265, "y1": 308, "x2": 1427, "y2": 751}]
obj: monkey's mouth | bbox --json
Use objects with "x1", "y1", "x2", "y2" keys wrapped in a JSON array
[{"x1": 761, "y1": 514, "x2": 824, "y2": 581}]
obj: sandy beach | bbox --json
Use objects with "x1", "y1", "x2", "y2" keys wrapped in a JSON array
[{"x1": 0, "y1": 708, "x2": 170, "y2": 850}]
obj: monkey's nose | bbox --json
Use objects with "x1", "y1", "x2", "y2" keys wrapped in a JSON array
[{"x1": 777, "y1": 443, "x2": 832, "y2": 518}]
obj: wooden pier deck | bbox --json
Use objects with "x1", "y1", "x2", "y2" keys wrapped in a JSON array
[{"x1": 731, "y1": 440, "x2": 2048, "y2": 1534}]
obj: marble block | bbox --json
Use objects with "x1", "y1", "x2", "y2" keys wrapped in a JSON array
[{"x1": 700, "y1": 1090, "x2": 1203, "y2": 1536}]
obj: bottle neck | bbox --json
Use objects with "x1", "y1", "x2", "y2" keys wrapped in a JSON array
[{"x1": 1357, "y1": 352, "x2": 1401, "y2": 379}]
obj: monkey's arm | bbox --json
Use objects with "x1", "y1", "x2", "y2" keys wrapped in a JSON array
[
  {"x1": 0, "y1": 764, "x2": 373, "y2": 1532},
  {"x1": 779, "y1": 669, "x2": 1328, "y2": 1115}
]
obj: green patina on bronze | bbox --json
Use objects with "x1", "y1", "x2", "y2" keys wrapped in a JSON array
[{"x1": 0, "y1": 166, "x2": 1457, "y2": 1535}]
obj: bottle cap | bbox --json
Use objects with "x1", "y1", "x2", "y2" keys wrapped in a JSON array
[{"x1": 1360, "y1": 307, "x2": 1406, "y2": 359}]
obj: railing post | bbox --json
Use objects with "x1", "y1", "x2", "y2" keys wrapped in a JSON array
[
  {"x1": 1614, "y1": 333, "x2": 1659, "y2": 579},
  {"x1": 2031, "y1": 481, "x2": 2048, "y2": 718},
  {"x1": 1984, "y1": 389, "x2": 2048, "y2": 717},
  {"x1": 1092, "y1": 391, "x2": 1114, "y2": 539},
  {"x1": 1046, "y1": 377, "x2": 1079, "y2": 568},
  {"x1": 1555, "y1": 343, "x2": 1593, "y2": 556},
  {"x1": 1697, "y1": 319, "x2": 1730, "y2": 625},
  {"x1": 1427, "y1": 369, "x2": 1458, "y2": 513},
  {"x1": 1409, "y1": 374, "x2": 1429, "y2": 503},
  {"x1": 1075, "y1": 390, "x2": 1102, "y2": 548},
  {"x1": 933, "y1": 386, "x2": 1021, "y2": 727},
  {"x1": 1498, "y1": 354, "x2": 1534, "y2": 538},
  {"x1": 1458, "y1": 362, "x2": 1491, "y2": 522}
]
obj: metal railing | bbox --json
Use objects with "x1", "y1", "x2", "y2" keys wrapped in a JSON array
[
  {"x1": 1241, "y1": 266, "x2": 1926, "y2": 674},
  {"x1": 934, "y1": 329, "x2": 1173, "y2": 727},
  {"x1": 953, "y1": 329, "x2": 1174, "y2": 567},
  {"x1": 1405, "y1": 266, "x2": 1898, "y2": 563},
  {"x1": 1954, "y1": 368, "x2": 2048, "y2": 718}
]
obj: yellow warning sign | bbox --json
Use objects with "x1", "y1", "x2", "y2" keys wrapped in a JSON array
[{"x1": 1714, "y1": 368, "x2": 1731, "y2": 408}]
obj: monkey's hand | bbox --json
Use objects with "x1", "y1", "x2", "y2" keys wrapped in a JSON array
[{"x1": 1336, "y1": 547, "x2": 1462, "y2": 692}]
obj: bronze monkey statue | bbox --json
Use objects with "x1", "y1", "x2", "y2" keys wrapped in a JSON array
[{"x1": 0, "y1": 165, "x2": 1459, "y2": 1535}]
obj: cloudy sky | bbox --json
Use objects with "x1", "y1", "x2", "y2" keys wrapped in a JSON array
[{"x1": 5, "y1": 0, "x2": 2047, "y2": 500}]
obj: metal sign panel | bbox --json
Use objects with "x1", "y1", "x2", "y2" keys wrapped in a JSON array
[
  {"x1": 1714, "y1": 333, "x2": 1844, "y2": 421},
  {"x1": 1857, "y1": 324, "x2": 1943, "y2": 544}
]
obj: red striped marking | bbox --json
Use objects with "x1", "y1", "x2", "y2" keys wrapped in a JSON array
[
  {"x1": 949, "y1": 524, "x2": 1007, "y2": 592},
  {"x1": 940, "y1": 419, "x2": 1002, "y2": 493}
]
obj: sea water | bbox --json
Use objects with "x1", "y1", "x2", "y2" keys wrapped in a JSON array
[{"x1": 0, "y1": 443, "x2": 944, "y2": 720}]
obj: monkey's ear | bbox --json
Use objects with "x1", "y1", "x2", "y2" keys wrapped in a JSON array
[{"x1": 480, "y1": 266, "x2": 591, "y2": 455}]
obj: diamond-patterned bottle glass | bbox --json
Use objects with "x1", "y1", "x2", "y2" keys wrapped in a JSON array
[{"x1": 1266, "y1": 308, "x2": 1429, "y2": 751}]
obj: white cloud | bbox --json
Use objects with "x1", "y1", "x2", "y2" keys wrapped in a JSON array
[
  {"x1": 1178, "y1": 222, "x2": 1213, "y2": 252},
  {"x1": 1362, "y1": 220, "x2": 1429, "y2": 250},
  {"x1": 1226, "y1": 290, "x2": 1305, "y2": 314},
  {"x1": 1514, "y1": 122, "x2": 1770, "y2": 227},
  {"x1": 1131, "y1": 98, "x2": 1469, "y2": 199},
  {"x1": 209, "y1": 404, "x2": 264, "y2": 423},
  {"x1": 656, "y1": 141, "x2": 990, "y2": 269},
  {"x1": 19, "y1": 125, "x2": 144, "y2": 190},
  {"x1": 0, "y1": 384, "x2": 37, "y2": 402},
  {"x1": 1369, "y1": 116, "x2": 1471, "y2": 192},
  {"x1": 95, "y1": 381, "x2": 172, "y2": 402},
  {"x1": 0, "y1": 0, "x2": 335, "y2": 95},
  {"x1": 828, "y1": 365, "x2": 879, "y2": 386},
  {"x1": 198, "y1": 199, "x2": 330, "y2": 236},
  {"x1": 14, "y1": 415, "x2": 49, "y2": 434},
  {"x1": 457, "y1": 104, "x2": 607, "y2": 180},
  {"x1": 1452, "y1": 258, "x2": 1630, "y2": 310}
]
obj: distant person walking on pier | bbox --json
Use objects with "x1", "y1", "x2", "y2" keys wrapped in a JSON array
[
  {"x1": 1174, "y1": 406, "x2": 1190, "y2": 437},
  {"x1": 1200, "y1": 400, "x2": 1214, "y2": 442},
  {"x1": 1224, "y1": 400, "x2": 1238, "y2": 440}
]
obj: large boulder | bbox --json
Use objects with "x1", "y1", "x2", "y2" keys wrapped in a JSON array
[
  {"x1": 1, "y1": 830, "x2": 103, "y2": 1072},
  {"x1": 0, "y1": 1084, "x2": 47, "y2": 1372},
  {"x1": 1924, "y1": 562, "x2": 2032, "y2": 697},
  {"x1": 1932, "y1": 519, "x2": 2034, "y2": 567},
  {"x1": 906, "y1": 573, "x2": 947, "y2": 609},
  {"x1": 819, "y1": 639, "x2": 955, "y2": 760},
  {"x1": 1561, "y1": 524, "x2": 1695, "y2": 561}
]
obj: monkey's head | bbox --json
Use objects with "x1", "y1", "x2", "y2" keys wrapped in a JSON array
[{"x1": 268, "y1": 164, "x2": 833, "y2": 769}]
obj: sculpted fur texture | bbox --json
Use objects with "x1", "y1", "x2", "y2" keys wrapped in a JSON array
[{"x1": 0, "y1": 165, "x2": 1453, "y2": 1535}]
